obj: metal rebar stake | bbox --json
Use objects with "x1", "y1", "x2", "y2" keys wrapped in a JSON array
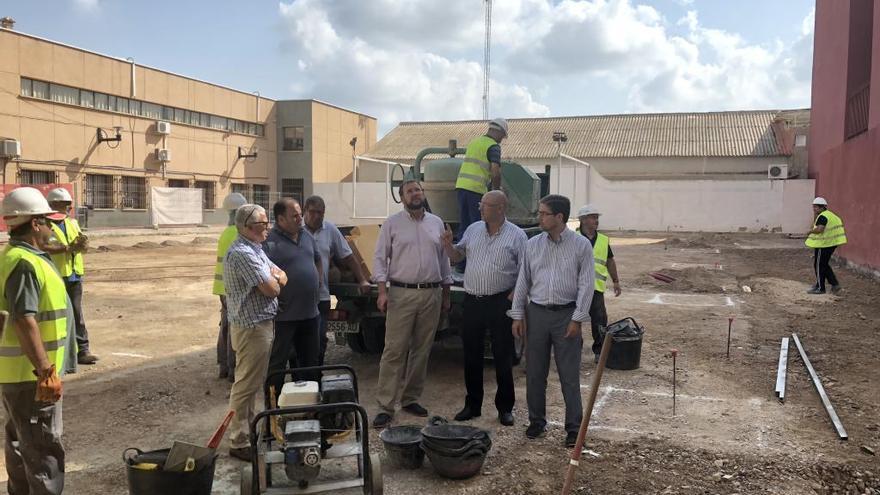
[
  {"x1": 672, "y1": 349, "x2": 678, "y2": 416},
  {"x1": 726, "y1": 316, "x2": 733, "y2": 358}
]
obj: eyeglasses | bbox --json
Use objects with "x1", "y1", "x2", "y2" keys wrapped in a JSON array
[{"x1": 249, "y1": 221, "x2": 270, "y2": 229}]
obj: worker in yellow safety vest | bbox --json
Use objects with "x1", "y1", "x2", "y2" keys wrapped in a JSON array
[
  {"x1": 214, "y1": 192, "x2": 248, "y2": 381},
  {"x1": 577, "y1": 204, "x2": 622, "y2": 362},
  {"x1": 41, "y1": 187, "x2": 98, "y2": 366},
  {"x1": 0, "y1": 187, "x2": 70, "y2": 494},
  {"x1": 455, "y1": 118, "x2": 508, "y2": 244},
  {"x1": 805, "y1": 197, "x2": 846, "y2": 295}
]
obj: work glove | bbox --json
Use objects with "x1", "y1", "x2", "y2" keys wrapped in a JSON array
[{"x1": 33, "y1": 364, "x2": 62, "y2": 403}]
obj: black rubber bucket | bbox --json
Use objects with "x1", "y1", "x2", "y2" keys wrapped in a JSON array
[
  {"x1": 379, "y1": 425, "x2": 425, "y2": 469},
  {"x1": 601, "y1": 317, "x2": 644, "y2": 370},
  {"x1": 123, "y1": 448, "x2": 217, "y2": 495}
]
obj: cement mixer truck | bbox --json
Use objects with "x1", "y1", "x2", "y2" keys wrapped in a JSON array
[{"x1": 327, "y1": 142, "x2": 550, "y2": 360}]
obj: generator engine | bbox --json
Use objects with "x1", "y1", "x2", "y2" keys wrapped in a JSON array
[
  {"x1": 275, "y1": 374, "x2": 357, "y2": 486},
  {"x1": 282, "y1": 419, "x2": 322, "y2": 482}
]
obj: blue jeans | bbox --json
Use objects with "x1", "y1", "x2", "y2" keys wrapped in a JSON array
[
  {"x1": 456, "y1": 188, "x2": 482, "y2": 238},
  {"x1": 456, "y1": 189, "x2": 482, "y2": 271}
]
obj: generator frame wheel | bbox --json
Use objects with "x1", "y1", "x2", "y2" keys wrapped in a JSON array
[
  {"x1": 240, "y1": 464, "x2": 254, "y2": 495},
  {"x1": 364, "y1": 453, "x2": 383, "y2": 495}
]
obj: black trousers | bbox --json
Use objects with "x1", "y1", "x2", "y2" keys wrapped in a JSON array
[
  {"x1": 589, "y1": 290, "x2": 608, "y2": 355},
  {"x1": 461, "y1": 292, "x2": 515, "y2": 414},
  {"x1": 65, "y1": 280, "x2": 90, "y2": 353},
  {"x1": 813, "y1": 246, "x2": 839, "y2": 291},
  {"x1": 317, "y1": 300, "x2": 331, "y2": 366},
  {"x1": 268, "y1": 317, "x2": 320, "y2": 395}
]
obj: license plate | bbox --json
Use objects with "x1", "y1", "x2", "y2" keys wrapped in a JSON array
[{"x1": 329, "y1": 320, "x2": 359, "y2": 346}]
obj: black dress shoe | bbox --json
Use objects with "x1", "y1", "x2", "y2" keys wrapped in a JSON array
[
  {"x1": 498, "y1": 411, "x2": 514, "y2": 426},
  {"x1": 525, "y1": 423, "x2": 546, "y2": 439},
  {"x1": 372, "y1": 413, "x2": 393, "y2": 429},
  {"x1": 402, "y1": 403, "x2": 428, "y2": 417},
  {"x1": 565, "y1": 431, "x2": 578, "y2": 448},
  {"x1": 454, "y1": 405, "x2": 481, "y2": 421}
]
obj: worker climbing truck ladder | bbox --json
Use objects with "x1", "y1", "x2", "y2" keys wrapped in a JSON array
[{"x1": 327, "y1": 142, "x2": 551, "y2": 360}]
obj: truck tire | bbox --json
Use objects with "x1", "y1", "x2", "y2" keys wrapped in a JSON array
[{"x1": 347, "y1": 318, "x2": 386, "y2": 354}]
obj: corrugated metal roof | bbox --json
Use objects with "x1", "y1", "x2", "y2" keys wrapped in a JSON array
[{"x1": 366, "y1": 109, "x2": 810, "y2": 161}]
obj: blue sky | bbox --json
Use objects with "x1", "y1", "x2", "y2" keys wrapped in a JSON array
[{"x1": 0, "y1": 0, "x2": 815, "y2": 135}]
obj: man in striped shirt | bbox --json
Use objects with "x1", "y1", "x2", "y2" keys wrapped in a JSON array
[
  {"x1": 441, "y1": 190, "x2": 526, "y2": 427},
  {"x1": 509, "y1": 194, "x2": 595, "y2": 448},
  {"x1": 223, "y1": 204, "x2": 287, "y2": 461}
]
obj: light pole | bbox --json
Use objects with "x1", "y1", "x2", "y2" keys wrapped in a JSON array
[{"x1": 552, "y1": 131, "x2": 568, "y2": 195}]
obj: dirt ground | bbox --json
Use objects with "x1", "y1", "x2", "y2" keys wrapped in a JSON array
[{"x1": 1, "y1": 229, "x2": 878, "y2": 495}]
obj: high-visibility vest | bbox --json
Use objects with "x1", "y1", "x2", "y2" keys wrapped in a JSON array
[
  {"x1": 455, "y1": 135, "x2": 497, "y2": 195},
  {"x1": 212, "y1": 225, "x2": 239, "y2": 296},
  {"x1": 0, "y1": 245, "x2": 68, "y2": 384},
  {"x1": 592, "y1": 233, "x2": 610, "y2": 293},
  {"x1": 49, "y1": 217, "x2": 85, "y2": 277},
  {"x1": 805, "y1": 210, "x2": 847, "y2": 249}
]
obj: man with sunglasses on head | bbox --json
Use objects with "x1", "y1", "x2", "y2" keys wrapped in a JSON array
[
  {"x1": 223, "y1": 203, "x2": 287, "y2": 462},
  {"x1": 0, "y1": 187, "x2": 71, "y2": 494}
]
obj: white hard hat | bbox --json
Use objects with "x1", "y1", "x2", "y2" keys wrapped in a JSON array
[
  {"x1": 47, "y1": 187, "x2": 73, "y2": 203},
  {"x1": 222, "y1": 192, "x2": 248, "y2": 210},
  {"x1": 2, "y1": 187, "x2": 62, "y2": 228},
  {"x1": 812, "y1": 197, "x2": 828, "y2": 206},
  {"x1": 488, "y1": 118, "x2": 508, "y2": 137},
  {"x1": 577, "y1": 204, "x2": 601, "y2": 218}
]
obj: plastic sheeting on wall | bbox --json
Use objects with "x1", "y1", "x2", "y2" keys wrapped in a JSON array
[{"x1": 150, "y1": 187, "x2": 203, "y2": 227}]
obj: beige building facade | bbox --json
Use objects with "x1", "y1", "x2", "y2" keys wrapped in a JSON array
[{"x1": 0, "y1": 27, "x2": 376, "y2": 227}]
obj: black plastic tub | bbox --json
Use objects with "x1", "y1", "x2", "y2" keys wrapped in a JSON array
[
  {"x1": 602, "y1": 317, "x2": 644, "y2": 370},
  {"x1": 379, "y1": 425, "x2": 425, "y2": 469},
  {"x1": 123, "y1": 448, "x2": 217, "y2": 495}
]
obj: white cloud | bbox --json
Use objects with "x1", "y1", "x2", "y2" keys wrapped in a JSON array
[
  {"x1": 277, "y1": 0, "x2": 812, "y2": 132},
  {"x1": 278, "y1": 0, "x2": 550, "y2": 130},
  {"x1": 73, "y1": 0, "x2": 99, "y2": 11}
]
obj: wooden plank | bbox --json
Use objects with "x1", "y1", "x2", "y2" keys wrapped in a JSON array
[{"x1": 791, "y1": 333, "x2": 847, "y2": 440}]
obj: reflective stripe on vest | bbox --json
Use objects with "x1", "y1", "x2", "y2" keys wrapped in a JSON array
[
  {"x1": 805, "y1": 210, "x2": 847, "y2": 249},
  {"x1": 593, "y1": 233, "x2": 610, "y2": 293},
  {"x1": 49, "y1": 217, "x2": 85, "y2": 277},
  {"x1": 455, "y1": 135, "x2": 497, "y2": 195},
  {"x1": 212, "y1": 226, "x2": 239, "y2": 295},
  {"x1": 0, "y1": 246, "x2": 68, "y2": 384}
]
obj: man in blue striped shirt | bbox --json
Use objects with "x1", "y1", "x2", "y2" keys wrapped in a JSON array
[
  {"x1": 223, "y1": 204, "x2": 287, "y2": 461},
  {"x1": 442, "y1": 190, "x2": 526, "y2": 427},
  {"x1": 509, "y1": 194, "x2": 595, "y2": 448}
]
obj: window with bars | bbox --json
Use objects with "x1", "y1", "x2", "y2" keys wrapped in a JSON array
[
  {"x1": 282, "y1": 178, "x2": 304, "y2": 203},
  {"x1": 194, "y1": 180, "x2": 215, "y2": 209},
  {"x1": 253, "y1": 184, "x2": 270, "y2": 210},
  {"x1": 282, "y1": 126, "x2": 305, "y2": 151},
  {"x1": 231, "y1": 183, "x2": 248, "y2": 199},
  {"x1": 168, "y1": 179, "x2": 189, "y2": 188},
  {"x1": 85, "y1": 174, "x2": 114, "y2": 208},
  {"x1": 121, "y1": 176, "x2": 147, "y2": 209},
  {"x1": 19, "y1": 169, "x2": 55, "y2": 185}
]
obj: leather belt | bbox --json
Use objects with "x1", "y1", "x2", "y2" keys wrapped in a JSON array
[
  {"x1": 531, "y1": 301, "x2": 576, "y2": 311},
  {"x1": 390, "y1": 280, "x2": 441, "y2": 289},
  {"x1": 469, "y1": 289, "x2": 512, "y2": 299}
]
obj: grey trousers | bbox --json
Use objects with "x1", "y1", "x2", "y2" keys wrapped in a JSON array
[
  {"x1": 216, "y1": 296, "x2": 235, "y2": 381},
  {"x1": 64, "y1": 280, "x2": 89, "y2": 353},
  {"x1": 525, "y1": 303, "x2": 584, "y2": 433},
  {"x1": 2, "y1": 384, "x2": 65, "y2": 495}
]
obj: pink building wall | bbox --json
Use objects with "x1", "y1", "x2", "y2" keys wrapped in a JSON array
[{"x1": 809, "y1": 0, "x2": 880, "y2": 274}]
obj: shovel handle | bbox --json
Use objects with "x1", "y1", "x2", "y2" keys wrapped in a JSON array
[{"x1": 206, "y1": 410, "x2": 235, "y2": 449}]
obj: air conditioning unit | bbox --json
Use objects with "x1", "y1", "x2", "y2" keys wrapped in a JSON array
[
  {"x1": 156, "y1": 121, "x2": 172, "y2": 135},
  {"x1": 768, "y1": 164, "x2": 788, "y2": 179},
  {"x1": 156, "y1": 148, "x2": 171, "y2": 162},
  {"x1": 0, "y1": 139, "x2": 21, "y2": 158}
]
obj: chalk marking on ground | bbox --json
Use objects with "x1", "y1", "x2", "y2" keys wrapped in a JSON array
[
  {"x1": 111, "y1": 352, "x2": 152, "y2": 359},
  {"x1": 581, "y1": 385, "x2": 727, "y2": 402}
]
